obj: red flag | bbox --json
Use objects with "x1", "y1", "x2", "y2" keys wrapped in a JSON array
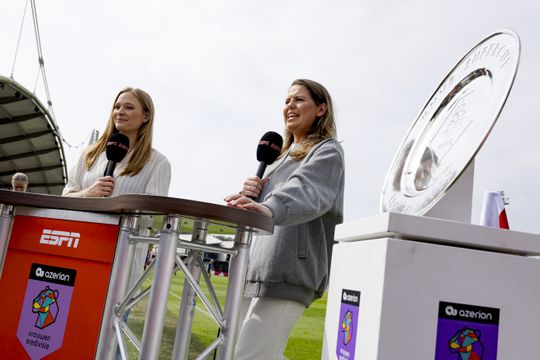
[{"x1": 479, "y1": 191, "x2": 510, "y2": 229}]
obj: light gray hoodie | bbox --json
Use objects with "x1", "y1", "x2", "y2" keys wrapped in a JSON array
[{"x1": 244, "y1": 139, "x2": 345, "y2": 306}]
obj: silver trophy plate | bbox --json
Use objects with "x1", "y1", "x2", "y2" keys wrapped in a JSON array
[{"x1": 381, "y1": 30, "x2": 520, "y2": 215}]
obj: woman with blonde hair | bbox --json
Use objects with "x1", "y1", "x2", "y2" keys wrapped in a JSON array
[
  {"x1": 63, "y1": 87, "x2": 170, "y2": 197},
  {"x1": 63, "y1": 88, "x2": 171, "y2": 359},
  {"x1": 225, "y1": 79, "x2": 345, "y2": 359}
]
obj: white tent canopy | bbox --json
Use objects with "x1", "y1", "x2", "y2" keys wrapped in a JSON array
[
  {"x1": 0, "y1": 75, "x2": 67, "y2": 194},
  {"x1": 180, "y1": 234, "x2": 234, "y2": 248}
]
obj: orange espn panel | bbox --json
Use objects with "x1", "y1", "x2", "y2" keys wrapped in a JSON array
[{"x1": 0, "y1": 214, "x2": 119, "y2": 360}]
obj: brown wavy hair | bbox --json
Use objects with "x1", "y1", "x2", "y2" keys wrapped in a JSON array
[
  {"x1": 281, "y1": 79, "x2": 336, "y2": 160},
  {"x1": 84, "y1": 87, "x2": 154, "y2": 176}
]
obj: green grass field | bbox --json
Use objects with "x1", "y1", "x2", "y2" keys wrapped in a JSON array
[{"x1": 125, "y1": 272, "x2": 327, "y2": 359}]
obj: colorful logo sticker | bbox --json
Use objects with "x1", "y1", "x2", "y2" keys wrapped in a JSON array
[
  {"x1": 434, "y1": 301, "x2": 500, "y2": 360},
  {"x1": 17, "y1": 263, "x2": 77, "y2": 360},
  {"x1": 336, "y1": 289, "x2": 360, "y2": 360},
  {"x1": 32, "y1": 286, "x2": 60, "y2": 329}
]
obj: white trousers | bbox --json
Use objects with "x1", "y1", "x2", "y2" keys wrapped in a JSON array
[{"x1": 234, "y1": 297, "x2": 305, "y2": 360}]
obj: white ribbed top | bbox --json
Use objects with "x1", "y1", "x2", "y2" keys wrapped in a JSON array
[{"x1": 62, "y1": 148, "x2": 171, "y2": 197}]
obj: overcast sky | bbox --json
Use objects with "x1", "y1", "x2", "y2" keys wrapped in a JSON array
[{"x1": 1, "y1": 0, "x2": 539, "y2": 234}]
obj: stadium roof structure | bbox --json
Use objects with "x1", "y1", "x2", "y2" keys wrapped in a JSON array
[{"x1": 0, "y1": 75, "x2": 67, "y2": 194}]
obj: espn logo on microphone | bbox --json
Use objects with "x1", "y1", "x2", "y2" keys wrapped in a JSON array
[
  {"x1": 258, "y1": 140, "x2": 282, "y2": 152},
  {"x1": 39, "y1": 229, "x2": 81, "y2": 248}
]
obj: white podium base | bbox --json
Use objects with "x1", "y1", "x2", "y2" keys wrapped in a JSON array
[{"x1": 323, "y1": 214, "x2": 540, "y2": 359}]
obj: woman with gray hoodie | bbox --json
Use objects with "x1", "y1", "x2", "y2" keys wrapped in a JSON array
[{"x1": 225, "y1": 79, "x2": 345, "y2": 360}]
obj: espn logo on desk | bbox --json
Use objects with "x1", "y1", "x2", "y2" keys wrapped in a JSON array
[
  {"x1": 8, "y1": 214, "x2": 120, "y2": 262},
  {"x1": 39, "y1": 229, "x2": 81, "y2": 249}
]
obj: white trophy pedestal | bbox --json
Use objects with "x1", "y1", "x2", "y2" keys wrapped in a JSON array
[{"x1": 322, "y1": 212, "x2": 540, "y2": 359}]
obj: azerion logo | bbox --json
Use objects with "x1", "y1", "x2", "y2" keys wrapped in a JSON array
[
  {"x1": 342, "y1": 291, "x2": 359, "y2": 304},
  {"x1": 341, "y1": 289, "x2": 360, "y2": 306},
  {"x1": 39, "y1": 229, "x2": 80, "y2": 248},
  {"x1": 34, "y1": 266, "x2": 72, "y2": 284},
  {"x1": 445, "y1": 305, "x2": 458, "y2": 317},
  {"x1": 30, "y1": 263, "x2": 77, "y2": 287},
  {"x1": 445, "y1": 305, "x2": 492, "y2": 321},
  {"x1": 439, "y1": 301, "x2": 499, "y2": 325}
]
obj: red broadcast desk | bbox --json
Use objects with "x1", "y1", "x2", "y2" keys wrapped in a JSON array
[{"x1": 0, "y1": 190, "x2": 272, "y2": 360}]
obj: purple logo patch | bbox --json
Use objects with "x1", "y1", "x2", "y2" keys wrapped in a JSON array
[
  {"x1": 336, "y1": 289, "x2": 360, "y2": 360},
  {"x1": 434, "y1": 301, "x2": 499, "y2": 360},
  {"x1": 17, "y1": 263, "x2": 76, "y2": 360}
]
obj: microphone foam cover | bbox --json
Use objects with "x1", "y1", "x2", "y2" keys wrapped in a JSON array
[
  {"x1": 257, "y1": 131, "x2": 283, "y2": 165},
  {"x1": 106, "y1": 133, "x2": 130, "y2": 162}
]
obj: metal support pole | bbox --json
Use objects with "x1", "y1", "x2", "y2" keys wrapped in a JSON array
[
  {"x1": 116, "y1": 259, "x2": 155, "y2": 316},
  {"x1": 175, "y1": 254, "x2": 224, "y2": 327},
  {"x1": 172, "y1": 220, "x2": 209, "y2": 360},
  {"x1": 216, "y1": 229, "x2": 253, "y2": 360},
  {"x1": 114, "y1": 318, "x2": 128, "y2": 360},
  {"x1": 0, "y1": 204, "x2": 14, "y2": 278},
  {"x1": 96, "y1": 215, "x2": 139, "y2": 360},
  {"x1": 139, "y1": 215, "x2": 180, "y2": 359}
]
